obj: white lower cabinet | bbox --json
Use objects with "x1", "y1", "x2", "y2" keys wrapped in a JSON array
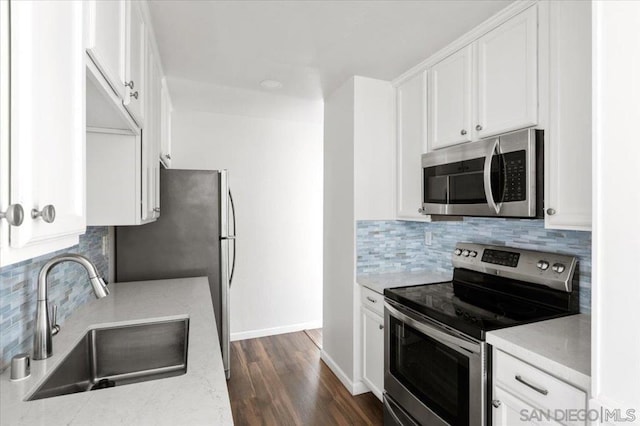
[
  {"x1": 362, "y1": 308, "x2": 384, "y2": 401},
  {"x1": 493, "y1": 385, "x2": 562, "y2": 426},
  {"x1": 361, "y1": 287, "x2": 384, "y2": 401},
  {"x1": 492, "y1": 349, "x2": 587, "y2": 426},
  {"x1": 1, "y1": 0, "x2": 86, "y2": 267}
]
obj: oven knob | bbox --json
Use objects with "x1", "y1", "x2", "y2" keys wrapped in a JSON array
[
  {"x1": 470, "y1": 251, "x2": 478, "y2": 258},
  {"x1": 537, "y1": 260, "x2": 550, "y2": 271},
  {"x1": 461, "y1": 250, "x2": 470, "y2": 257},
  {"x1": 552, "y1": 263, "x2": 566, "y2": 273},
  {"x1": 454, "y1": 248, "x2": 462, "y2": 256}
]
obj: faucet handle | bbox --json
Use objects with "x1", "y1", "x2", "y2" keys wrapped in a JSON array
[{"x1": 50, "y1": 304, "x2": 60, "y2": 336}]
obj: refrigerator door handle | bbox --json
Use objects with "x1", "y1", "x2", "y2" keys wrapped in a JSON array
[{"x1": 228, "y1": 189, "x2": 237, "y2": 288}]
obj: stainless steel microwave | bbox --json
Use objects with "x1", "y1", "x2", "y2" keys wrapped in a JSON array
[{"x1": 421, "y1": 129, "x2": 543, "y2": 218}]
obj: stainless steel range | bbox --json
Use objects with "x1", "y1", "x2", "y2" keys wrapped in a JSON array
[{"x1": 382, "y1": 243, "x2": 580, "y2": 426}]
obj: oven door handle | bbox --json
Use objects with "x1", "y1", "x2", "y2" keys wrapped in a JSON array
[
  {"x1": 385, "y1": 302, "x2": 480, "y2": 354},
  {"x1": 483, "y1": 138, "x2": 501, "y2": 214}
]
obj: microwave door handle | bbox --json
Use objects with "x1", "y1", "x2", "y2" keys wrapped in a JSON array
[{"x1": 483, "y1": 138, "x2": 501, "y2": 214}]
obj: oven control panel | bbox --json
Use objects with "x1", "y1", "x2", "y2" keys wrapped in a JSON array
[
  {"x1": 451, "y1": 242, "x2": 578, "y2": 293},
  {"x1": 481, "y1": 249, "x2": 520, "y2": 268}
]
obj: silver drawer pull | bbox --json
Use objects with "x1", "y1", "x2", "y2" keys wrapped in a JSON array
[
  {"x1": 378, "y1": 324, "x2": 384, "y2": 330},
  {"x1": 515, "y1": 375, "x2": 549, "y2": 395},
  {"x1": 366, "y1": 296, "x2": 377, "y2": 303}
]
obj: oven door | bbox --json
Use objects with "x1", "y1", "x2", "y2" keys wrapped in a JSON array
[{"x1": 384, "y1": 300, "x2": 487, "y2": 426}]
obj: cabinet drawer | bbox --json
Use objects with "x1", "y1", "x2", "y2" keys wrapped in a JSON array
[
  {"x1": 361, "y1": 286, "x2": 384, "y2": 316},
  {"x1": 494, "y1": 350, "x2": 586, "y2": 423}
]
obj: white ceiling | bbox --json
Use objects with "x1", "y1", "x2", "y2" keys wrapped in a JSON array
[{"x1": 148, "y1": 0, "x2": 513, "y2": 101}]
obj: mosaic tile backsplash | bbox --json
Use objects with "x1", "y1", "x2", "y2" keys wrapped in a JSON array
[
  {"x1": 0, "y1": 227, "x2": 110, "y2": 372},
  {"x1": 357, "y1": 219, "x2": 592, "y2": 312}
]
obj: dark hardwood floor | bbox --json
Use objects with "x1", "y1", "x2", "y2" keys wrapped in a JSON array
[
  {"x1": 227, "y1": 331, "x2": 383, "y2": 425},
  {"x1": 303, "y1": 328, "x2": 323, "y2": 350}
]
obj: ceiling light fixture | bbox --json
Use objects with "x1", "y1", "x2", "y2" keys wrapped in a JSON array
[{"x1": 260, "y1": 79, "x2": 283, "y2": 90}]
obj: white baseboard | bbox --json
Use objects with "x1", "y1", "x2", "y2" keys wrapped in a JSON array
[
  {"x1": 320, "y1": 350, "x2": 370, "y2": 396},
  {"x1": 230, "y1": 320, "x2": 322, "y2": 341}
]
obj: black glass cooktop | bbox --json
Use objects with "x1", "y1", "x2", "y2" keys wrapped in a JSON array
[{"x1": 384, "y1": 277, "x2": 578, "y2": 340}]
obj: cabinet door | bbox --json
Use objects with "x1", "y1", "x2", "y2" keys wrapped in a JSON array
[
  {"x1": 545, "y1": 1, "x2": 591, "y2": 231},
  {"x1": 492, "y1": 386, "x2": 562, "y2": 426},
  {"x1": 5, "y1": 0, "x2": 85, "y2": 261},
  {"x1": 476, "y1": 5, "x2": 538, "y2": 138},
  {"x1": 123, "y1": 0, "x2": 145, "y2": 125},
  {"x1": 141, "y1": 44, "x2": 161, "y2": 222},
  {"x1": 396, "y1": 72, "x2": 428, "y2": 220},
  {"x1": 85, "y1": 0, "x2": 126, "y2": 99},
  {"x1": 160, "y1": 78, "x2": 172, "y2": 168},
  {"x1": 362, "y1": 308, "x2": 384, "y2": 401},
  {"x1": 428, "y1": 45, "x2": 473, "y2": 149}
]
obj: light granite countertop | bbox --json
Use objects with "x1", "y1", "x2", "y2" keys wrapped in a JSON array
[
  {"x1": 486, "y1": 314, "x2": 591, "y2": 391},
  {"x1": 0, "y1": 277, "x2": 233, "y2": 426},
  {"x1": 357, "y1": 270, "x2": 452, "y2": 294}
]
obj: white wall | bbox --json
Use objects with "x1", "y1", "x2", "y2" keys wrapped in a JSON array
[
  {"x1": 354, "y1": 77, "x2": 395, "y2": 221},
  {"x1": 170, "y1": 89, "x2": 323, "y2": 340},
  {"x1": 322, "y1": 76, "x2": 395, "y2": 395},
  {"x1": 322, "y1": 77, "x2": 356, "y2": 383},
  {"x1": 592, "y1": 0, "x2": 640, "y2": 415}
]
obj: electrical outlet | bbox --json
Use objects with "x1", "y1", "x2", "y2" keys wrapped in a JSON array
[
  {"x1": 102, "y1": 235, "x2": 109, "y2": 256},
  {"x1": 424, "y1": 231, "x2": 432, "y2": 246}
]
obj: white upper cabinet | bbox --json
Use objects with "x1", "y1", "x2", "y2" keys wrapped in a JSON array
[
  {"x1": 85, "y1": 0, "x2": 126, "y2": 100},
  {"x1": 428, "y1": 45, "x2": 473, "y2": 149},
  {"x1": 142, "y1": 44, "x2": 162, "y2": 222},
  {"x1": 160, "y1": 78, "x2": 173, "y2": 168},
  {"x1": 123, "y1": 0, "x2": 145, "y2": 126},
  {"x1": 545, "y1": 1, "x2": 591, "y2": 230},
  {"x1": 1, "y1": 0, "x2": 86, "y2": 266},
  {"x1": 476, "y1": 6, "x2": 538, "y2": 139},
  {"x1": 396, "y1": 72, "x2": 429, "y2": 220}
]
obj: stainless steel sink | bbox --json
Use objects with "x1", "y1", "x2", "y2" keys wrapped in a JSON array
[{"x1": 27, "y1": 318, "x2": 189, "y2": 401}]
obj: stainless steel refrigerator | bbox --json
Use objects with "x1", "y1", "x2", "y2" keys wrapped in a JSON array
[{"x1": 115, "y1": 169, "x2": 236, "y2": 379}]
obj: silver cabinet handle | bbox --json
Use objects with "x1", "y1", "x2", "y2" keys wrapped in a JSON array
[
  {"x1": 378, "y1": 324, "x2": 384, "y2": 330},
  {"x1": 492, "y1": 400, "x2": 501, "y2": 408},
  {"x1": 31, "y1": 205, "x2": 56, "y2": 223},
  {"x1": 153, "y1": 207, "x2": 160, "y2": 213},
  {"x1": 515, "y1": 375, "x2": 549, "y2": 395},
  {"x1": 130, "y1": 91, "x2": 139, "y2": 100},
  {"x1": 476, "y1": 124, "x2": 483, "y2": 131},
  {"x1": 164, "y1": 154, "x2": 172, "y2": 160},
  {"x1": 546, "y1": 208, "x2": 556, "y2": 216},
  {"x1": 366, "y1": 296, "x2": 377, "y2": 303},
  {"x1": 0, "y1": 204, "x2": 24, "y2": 226},
  {"x1": 460, "y1": 129, "x2": 467, "y2": 135},
  {"x1": 125, "y1": 80, "x2": 134, "y2": 89}
]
